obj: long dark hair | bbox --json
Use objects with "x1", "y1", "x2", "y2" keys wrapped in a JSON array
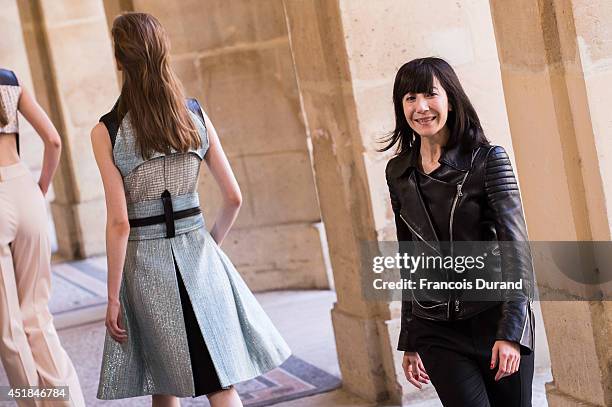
[
  {"x1": 380, "y1": 57, "x2": 488, "y2": 155},
  {"x1": 112, "y1": 13, "x2": 200, "y2": 159}
]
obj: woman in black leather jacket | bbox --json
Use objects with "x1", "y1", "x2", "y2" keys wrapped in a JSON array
[{"x1": 384, "y1": 58, "x2": 535, "y2": 407}]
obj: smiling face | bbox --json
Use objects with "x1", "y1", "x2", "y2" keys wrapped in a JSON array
[{"x1": 402, "y1": 76, "x2": 451, "y2": 139}]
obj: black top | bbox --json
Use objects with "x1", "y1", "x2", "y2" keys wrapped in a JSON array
[
  {"x1": 0, "y1": 69, "x2": 18, "y2": 86},
  {"x1": 415, "y1": 163, "x2": 464, "y2": 242}
]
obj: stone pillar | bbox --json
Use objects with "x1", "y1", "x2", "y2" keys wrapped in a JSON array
[
  {"x1": 490, "y1": 0, "x2": 611, "y2": 405},
  {"x1": 283, "y1": 0, "x2": 513, "y2": 403},
  {"x1": 17, "y1": 0, "x2": 119, "y2": 258},
  {"x1": 120, "y1": 0, "x2": 329, "y2": 291}
]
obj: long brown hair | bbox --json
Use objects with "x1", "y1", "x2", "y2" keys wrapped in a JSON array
[
  {"x1": 0, "y1": 100, "x2": 8, "y2": 127},
  {"x1": 112, "y1": 12, "x2": 200, "y2": 159}
]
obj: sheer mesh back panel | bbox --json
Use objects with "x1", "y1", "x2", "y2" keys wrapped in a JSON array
[{"x1": 123, "y1": 153, "x2": 201, "y2": 204}]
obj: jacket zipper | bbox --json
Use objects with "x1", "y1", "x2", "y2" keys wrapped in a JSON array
[
  {"x1": 448, "y1": 159, "x2": 474, "y2": 319},
  {"x1": 399, "y1": 213, "x2": 447, "y2": 310},
  {"x1": 399, "y1": 213, "x2": 441, "y2": 255},
  {"x1": 399, "y1": 148, "x2": 479, "y2": 320}
]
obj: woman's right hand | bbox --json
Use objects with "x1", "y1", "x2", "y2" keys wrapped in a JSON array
[
  {"x1": 105, "y1": 300, "x2": 127, "y2": 343},
  {"x1": 403, "y1": 352, "x2": 430, "y2": 389}
]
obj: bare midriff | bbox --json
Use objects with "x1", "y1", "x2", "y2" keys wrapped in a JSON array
[{"x1": 0, "y1": 133, "x2": 20, "y2": 166}]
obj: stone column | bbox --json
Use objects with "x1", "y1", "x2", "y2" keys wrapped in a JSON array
[
  {"x1": 490, "y1": 0, "x2": 611, "y2": 405},
  {"x1": 17, "y1": 0, "x2": 119, "y2": 258},
  {"x1": 283, "y1": 0, "x2": 513, "y2": 403}
]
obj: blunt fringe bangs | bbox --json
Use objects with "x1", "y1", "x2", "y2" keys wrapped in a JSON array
[{"x1": 380, "y1": 57, "x2": 489, "y2": 155}]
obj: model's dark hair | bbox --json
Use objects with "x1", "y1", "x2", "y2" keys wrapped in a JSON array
[{"x1": 380, "y1": 57, "x2": 488, "y2": 155}]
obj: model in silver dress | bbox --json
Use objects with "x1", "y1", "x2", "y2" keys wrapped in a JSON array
[
  {"x1": 95, "y1": 98, "x2": 291, "y2": 400},
  {"x1": 92, "y1": 12, "x2": 291, "y2": 406}
]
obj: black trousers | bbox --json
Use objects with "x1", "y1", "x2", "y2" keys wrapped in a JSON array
[{"x1": 411, "y1": 305, "x2": 534, "y2": 407}]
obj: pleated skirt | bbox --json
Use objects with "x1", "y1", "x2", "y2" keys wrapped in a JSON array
[{"x1": 97, "y1": 225, "x2": 291, "y2": 399}]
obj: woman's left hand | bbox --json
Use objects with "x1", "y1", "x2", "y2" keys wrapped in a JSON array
[
  {"x1": 490, "y1": 340, "x2": 520, "y2": 381},
  {"x1": 105, "y1": 300, "x2": 128, "y2": 343},
  {"x1": 38, "y1": 180, "x2": 48, "y2": 196}
]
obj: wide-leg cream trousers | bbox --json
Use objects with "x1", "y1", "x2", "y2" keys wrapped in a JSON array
[{"x1": 0, "y1": 162, "x2": 84, "y2": 407}]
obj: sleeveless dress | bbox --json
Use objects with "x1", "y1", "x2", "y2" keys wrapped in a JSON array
[{"x1": 96, "y1": 100, "x2": 291, "y2": 399}]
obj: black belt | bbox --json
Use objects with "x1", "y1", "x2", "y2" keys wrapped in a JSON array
[{"x1": 128, "y1": 190, "x2": 201, "y2": 238}]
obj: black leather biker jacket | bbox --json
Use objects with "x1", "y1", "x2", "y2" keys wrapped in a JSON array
[{"x1": 386, "y1": 143, "x2": 535, "y2": 354}]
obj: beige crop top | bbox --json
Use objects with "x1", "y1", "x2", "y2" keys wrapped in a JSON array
[{"x1": 0, "y1": 69, "x2": 21, "y2": 135}]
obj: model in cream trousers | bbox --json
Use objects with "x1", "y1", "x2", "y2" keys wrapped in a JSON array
[{"x1": 0, "y1": 68, "x2": 84, "y2": 407}]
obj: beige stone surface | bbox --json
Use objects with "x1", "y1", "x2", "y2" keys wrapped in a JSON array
[
  {"x1": 490, "y1": 0, "x2": 549, "y2": 68},
  {"x1": 74, "y1": 198, "x2": 108, "y2": 257},
  {"x1": 491, "y1": 1, "x2": 611, "y2": 405},
  {"x1": 574, "y1": 71, "x2": 612, "y2": 240},
  {"x1": 221, "y1": 222, "x2": 329, "y2": 291},
  {"x1": 102, "y1": 0, "x2": 134, "y2": 31},
  {"x1": 497, "y1": 68, "x2": 581, "y2": 240},
  {"x1": 241, "y1": 152, "x2": 320, "y2": 223},
  {"x1": 133, "y1": 0, "x2": 288, "y2": 54},
  {"x1": 283, "y1": 1, "x2": 399, "y2": 400},
  {"x1": 540, "y1": 302, "x2": 605, "y2": 405},
  {"x1": 330, "y1": 306, "x2": 387, "y2": 401},
  {"x1": 50, "y1": 201, "x2": 78, "y2": 258},
  {"x1": 196, "y1": 45, "x2": 307, "y2": 156},
  {"x1": 544, "y1": 385, "x2": 596, "y2": 407},
  {"x1": 570, "y1": 0, "x2": 612, "y2": 64},
  {"x1": 40, "y1": 0, "x2": 104, "y2": 22},
  {"x1": 198, "y1": 151, "x2": 320, "y2": 228}
]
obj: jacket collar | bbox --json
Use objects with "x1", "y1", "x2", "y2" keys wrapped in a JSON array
[
  {"x1": 393, "y1": 142, "x2": 473, "y2": 177},
  {"x1": 439, "y1": 143, "x2": 472, "y2": 171}
]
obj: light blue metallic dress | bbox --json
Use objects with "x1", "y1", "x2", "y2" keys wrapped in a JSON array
[{"x1": 97, "y1": 105, "x2": 291, "y2": 399}]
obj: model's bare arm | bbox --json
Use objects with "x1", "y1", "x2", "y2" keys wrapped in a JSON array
[
  {"x1": 18, "y1": 86, "x2": 61, "y2": 195},
  {"x1": 91, "y1": 122, "x2": 129, "y2": 342},
  {"x1": 202, "y1": 111, "x2": 242, "y2": 246}
]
